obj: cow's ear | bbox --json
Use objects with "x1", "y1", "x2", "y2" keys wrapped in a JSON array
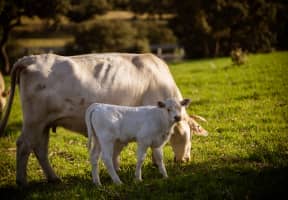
[
  {"x1": 190, "y1": 114, "x2": 207, "y2": 123},
  {"x1": 157, "y1": 101, "x2": 166, "y2": 108},
  {"x1": 180, "y1": 98, "x2": 191, "y2": 107}
]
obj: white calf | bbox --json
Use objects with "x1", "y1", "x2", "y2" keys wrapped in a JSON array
[{"x1": 85, "y1": 98, "x2": 191, "y2": 185}]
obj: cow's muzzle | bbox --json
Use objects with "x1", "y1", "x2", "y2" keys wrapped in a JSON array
[{"x1": 174, "y1": 116, "x2": 181, "y2": 122}]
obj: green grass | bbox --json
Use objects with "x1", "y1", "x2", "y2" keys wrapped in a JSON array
[{"x1": 1, "y1": 52, "x2": 288, "y2": 199}]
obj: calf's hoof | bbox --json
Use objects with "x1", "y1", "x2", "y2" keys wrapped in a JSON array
[
  {"x1": 93, "y1": 182, "x2": 102, "y2": 187},
  {"x1": 163, "y1": 175, "x2": 168, "y2": 179},
  {"x1": 134, "y1": 177, "x2": 143, "y2": 183},
  {"x1": 114, "y1": 181, "x2": 123, "y2": 185}
]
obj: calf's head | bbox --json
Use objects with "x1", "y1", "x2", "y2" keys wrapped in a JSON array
[
  {"x1": 158, "y1": 98, "x2": 208, "y2": 163},
  {"x1": 157, "y1": 98, "x2": 191, "y2": 124}
]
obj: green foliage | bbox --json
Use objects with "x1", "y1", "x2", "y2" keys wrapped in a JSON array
[
  {"x1": 64, "y1": 20, "x2": 144, "y2": 54},
  {"x1": 0, "y1": 0, "x2": 114, "y2": 73},
  {"x1": 0, "y1": 52, "x2": 287, "y2": 199},
  {"x1": 0, "y1": 0, "x2": 70, "y2": 73},
  {"x1": 169, "y1": 0, "x2": 286, "y2": 58},
  {"x1": 129, "y1": 0, "x2": 173, "y2": 16},
  {"x1": 64, "y1": 20, "x2": 177, "y2": 55},
  {"x1": 134, "y1": 21, "x2": 177, "y2": 45},
  {"x1": 67, "y1": 0, "x2": 112, "y2": 22},
  {"x1": 23, "y1": 0, "x2": 70, "y2": 19}
]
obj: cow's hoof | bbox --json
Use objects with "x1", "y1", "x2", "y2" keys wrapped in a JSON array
[
  {"x1": 174, "y1": 156, "x2": 190, "y2": 163},
  {"x1": 152, "y1": 162, "x2": 158, "y2": 168},
  {"x1": 184, "y1": 157, "x2": 190, "y2": 162},
  {"x1": 48, "y1": 177, "x2": 61, "y2": 184},
  {"x1": 134, "y1": 178, "x2": 142, "y2": 183},
  {"x1": 16, "y1": 179, "x2": 28, "y2": 188}
]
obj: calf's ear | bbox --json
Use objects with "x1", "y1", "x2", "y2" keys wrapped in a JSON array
[
  {"x1": 157, "y1": 101, "x2": 166, "y2": 108},
  {"x1": 180, "y1": 98, "x2": 191, "y2": 107}
]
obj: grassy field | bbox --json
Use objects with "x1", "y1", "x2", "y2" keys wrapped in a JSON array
[{"x1": 0, "y1": 52, "x2": 287, "y2": 199}]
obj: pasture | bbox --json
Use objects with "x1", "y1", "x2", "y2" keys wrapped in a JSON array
[{"x1": 0, "y1": 52, "x2": 287, "y2": 199}]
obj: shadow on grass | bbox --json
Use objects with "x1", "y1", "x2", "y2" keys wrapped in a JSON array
[
  {"x1": 1, "y1": 158, "x2": 287, "y2": 200},
  {"x1": 2, "y1": 121, "x2": 22, "y2": 136}
]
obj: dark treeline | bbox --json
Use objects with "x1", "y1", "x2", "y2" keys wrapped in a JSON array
[
  {"x1": 125, "y1": 0, "x2": 288, "y2": 58},
  {"x1": 1, "y1": 0, "x2": 287, "y2": 73}
]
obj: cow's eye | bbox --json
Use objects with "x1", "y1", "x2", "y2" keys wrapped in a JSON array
[{"x1": 167, "y1": 108, "x2": 171, "y2": 112}]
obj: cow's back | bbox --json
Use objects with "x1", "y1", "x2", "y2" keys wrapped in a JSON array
[{"x1": 18, "y1": 53, "x2": 182, "y2": 135}]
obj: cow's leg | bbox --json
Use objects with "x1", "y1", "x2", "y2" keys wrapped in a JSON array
[
  {"x1": 184, "y1": 140, "x2": 191, "y2": 162},
  {"x1": 33, "y1": 126, "x2": 60, "y2": 183},
  {"x1": 99, "y1": 139, "x2": 122, "y2": 185},
  {"x1": 135, "y1": 144, "x2": 148, "y2": 181},
  {"x1": 151, "y1": 149, "x2": 160, "y2": 167},
  {"x1": 113, "y1": 142, "x2": 126, "y2": 171},
  {"x1": 16, "y1": 131, "x2": 32, "y2": 186},
  {"x1": 89, "y1": 136, "x2": 102, "y2": 186},
  {"x1": 151, "y1": 147, "x2": 168, "y2": 178},
  {"x1": 170, "y1": 121, "x2": 192, "y2": 162}
]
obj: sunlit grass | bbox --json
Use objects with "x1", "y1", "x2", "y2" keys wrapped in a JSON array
[{"x1": 0, "y1": 52, "x2": 287, "y2": 199}]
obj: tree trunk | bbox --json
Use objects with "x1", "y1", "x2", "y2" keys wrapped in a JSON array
[
  {"x1": 214, "y1": 39, "x2": 220, "y2": 57},
  {"x1": 0, "y1": 26, "x2": 11, "y2": 75},
  {"x1": 203, "y1": 40, "x2": 210, "y2": 57},
  {"x1": 0, "y1": 45, "x2": 10, "y2": 75}
]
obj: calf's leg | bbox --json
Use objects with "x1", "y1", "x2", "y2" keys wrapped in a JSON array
[
  {"x1": 151, "y1": 147, "x2": 168, "y2": 178},
  {"x1": 135, "y1": 144, "x2": 148, "y2": 181},
  {"x1": 113, "y1": 142, "x2": 126, "y2": 171},
  {"x1": 89, "y1": 136, "x2": 102, "y2": 186},
  {"x1": 99, "y1": 138, "x2": 122, "y2": 185}
]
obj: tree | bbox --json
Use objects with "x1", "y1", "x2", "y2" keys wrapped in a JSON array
[
  {"x1": 66, "y1": 0, "x2": 111, "y2": 22},
  {"x1": 65, "y1": 20, "x2": 140, "y2": 54},
  {"x1": 169, "y1": 0, "x2": 213, "y2": 58},
  {"x1": 63, "y1": 20, "x2": 177, "y2": 55},
  {"x1": 0, "y1": 0, "x2": 69, "y2": 74},
  {"x1": 129, "y1": 0, "x2": 173, "y2": 18},
  {"x1": 169, "y1": 0, "x2": 282, "y2": 58},
  {"x1": 0, "y1": 0, "x2": 111, "y2": 74}
]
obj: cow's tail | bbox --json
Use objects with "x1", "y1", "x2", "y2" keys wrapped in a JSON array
[{"x1": 0, "y1": 56, "x2": 33, "y2": 136}]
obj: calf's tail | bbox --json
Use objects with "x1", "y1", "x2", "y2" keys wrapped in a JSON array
[{"x1": 85, "y1": 108, "x2": 95, "y2": 152}]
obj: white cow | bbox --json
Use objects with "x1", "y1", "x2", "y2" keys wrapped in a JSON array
[
  {"x1": 86, "y1": 98, "x2": 191, "y2": 185},
  {"x1": 0, "y1": 53, "x2": 208, "y2": 186}
]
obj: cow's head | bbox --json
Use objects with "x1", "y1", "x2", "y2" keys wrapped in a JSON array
[
  {"x1": 157, "y1": 98, "x2": 191, "y2": 124},
  {"x1": 170, "y1": 113, "x2": 208, "y2": 163}
]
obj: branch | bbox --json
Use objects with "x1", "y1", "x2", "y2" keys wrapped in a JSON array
[{"x1": 10, "y1": 17, "x2": 21, "y2": 29}]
